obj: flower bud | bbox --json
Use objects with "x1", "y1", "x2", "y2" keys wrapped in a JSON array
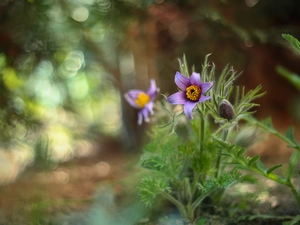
[
  {"x1": 218, "y1": 99, "x2": 235, "y2": 121},
  {"x1": 235, "y1": 127, "x2": 262, "y2": 149}
]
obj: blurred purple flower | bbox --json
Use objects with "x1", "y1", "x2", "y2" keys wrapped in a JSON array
[
  {"x1": 124, "y1": 79, "x2": 159, "y2": 125},
  {"x1": 167, "y1": 71, "x2": 213, "y2": 119}
]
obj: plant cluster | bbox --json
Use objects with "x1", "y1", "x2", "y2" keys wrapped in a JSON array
[{"x1": 124, "y1": 49, "x2": 300, "y2": 224}]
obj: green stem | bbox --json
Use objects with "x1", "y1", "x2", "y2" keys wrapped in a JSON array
[
  {"x1": 190, "y1": 108, "x2": 206, "y2": 198},
  {"x1": 162, "y1": 191, "x2": 197, "y2": 223},
  {"x1": 197, "y1": 105, "x2": 206, "y2": 154},
  {"x1": 243, "y1": 116, "x2": 300, "y2": 152},
  {"x1": 186, "y1": 203, "x2": 195, "y2": 223},
  {"x1": 191, "y1": 187, "x2": 217, "y2": 210},
  {"x1": 287, "y1": 179, "x2": 300, "y2": 210},
  {"x1": 191, "y1": 171, "x2": 198, "y2": 201},
  {"x1": 200, "y1": 115, "x2": 205, "y2": 151},
  {"x1": 226, "y1": 147, "x2": 287, "y2": 185},
  {"x1": 161, "y1": 191, "x2": 188, "y2": 219},
  {"x1": 215, "y1": 128, "x2": 229, "y2": 178},
  {"x1": 189, "y1": 106, "x2": 206, "y2": 196}
]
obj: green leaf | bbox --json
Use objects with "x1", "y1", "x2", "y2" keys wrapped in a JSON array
[
  {"x1": 282, "y1": 215, "x2": 300, "y2": 225},
  {"x1": 282, "y1": 34, "x2": 300, "y2": 53},
  {"x1": 138, "y1": 176, "x2": 170, "y2": 207},
  {"x1": 201, "y1": 53, "x2": 212, "y2": 81},
  {"x1": 262, "y1": 117, "x2": 275, "y2": 132},
  {"x1": 248, "y1": 155, "x2": 260, "y2": 166},
  {"x1": 285, "y1": 126, "x2": 296, "y2": 144},
  {"x1": 255, "y1": 160, "x2": 267, "y2": 173},
  {"x1": 277, "y1": 65, "x2": 300, "y2": 91},
  {"x1": 266, "y1": 164, "x2": 282, "y2": 175},
  {"x1": 287, "y1": 151, "x2": 300, "y2": 179},
  {"x1": 239, "y1": 214, "x2": 294, "y2": 223},
  {"x1": 178, "y1": 54, "x2": 190, "y2": 77},
  {"x1": 198, "y1": 169, "x2": 241, "y2": 192},
  {"x1": 236, "y1": 148, "x2": 246, "y2": 158}
]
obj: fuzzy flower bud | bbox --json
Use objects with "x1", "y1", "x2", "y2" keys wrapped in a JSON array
[
  {"x1": 234, "y1": 127, "x2": 262, "y2": 149},
  {"x1": 218, "y1": 99, "x2": 235, "y2": 121}
]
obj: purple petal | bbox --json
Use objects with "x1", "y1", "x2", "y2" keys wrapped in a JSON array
[
  {"x1": 137, "y1": 107, "x2": 151, "y2": 125},
  {"x1": 125, "y1": 89, "x2": 144, "y2": 98},
  {"x1": 175, "y1": 71, "x2": 190, "y2": 90},
  {"x1": 190, "y1": 72, "x2": 201, "y2": 86},
  {"x1": 124, "y1": 90, "x2": 144, "y2": 108},
  {"x1": 184, "y1": 101, "x2": 198, "y2": 119},
  {"x1": 145, "y1": 101, "x2": 154, "y2": 115},
  {"x1": 200, "y1": 82, "x2": 214, "y2": 93},
  {"x1": 138, "y1": 112, "x2": 143, "y2": 125},
  {"x1": 167, "y1": 91, "x2": 188, "y2": 104},
  {"x1": 142, "y1": 107, "x2": 150, "y2": 122},
  {"x1": 147, "y1": 79, "x2": 159, "y2": 100},
  {"x1": 199, "y1": 95, "x2": 211, "y2": 102}
]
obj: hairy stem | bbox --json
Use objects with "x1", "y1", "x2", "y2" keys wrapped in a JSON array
[
  {"x1": 286, "y1": 179, "x2": 300, "y2": 210},
  {"x1": 215, "y1": 128, "x2": 229, "y2": 178},
  {"x1": 243, "y1": 116, "x2": 300, "y2": 152},
  {"x1": 191, "y1": 106, "x2": 206, "y2": 195},
  {"x1": 161, "y1": 191, "x2": 189, "y2": 220}
]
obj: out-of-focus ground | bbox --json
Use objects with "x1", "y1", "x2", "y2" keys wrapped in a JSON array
[{"x1": 0, "y1": 140, "x2": 140, "y2": 223}]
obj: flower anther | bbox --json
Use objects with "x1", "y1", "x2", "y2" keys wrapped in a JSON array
[
  {"x1": 186, "y1": 85, "x2": 202, "y2": 101},
  {"x1": 135, "y1": 93, "x2": 151, "y2": 108}
]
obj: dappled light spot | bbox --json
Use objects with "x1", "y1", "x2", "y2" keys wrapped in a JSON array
[
  {"x1": 99, "y1": 101, "x2": 122, "y2": 134},
  {"x1": 67, "y1": 75, "x2": 90, "y2": 105},
  {"x1": 72, "y1": 7, "x2": 89, "y2": 22},
  {"x1": 0, "y1": 151, "x2": 19, "y2": 185},
  {"x1": 257, "y1": 191, "x2": 270, "y2": 203},
  {"x1": 50, "y1": 142, "x2": 73, "y2": 162},
  {"x1": 53, "y1": 170, "x2": 70, "y2": 184},
  {"x1": 47, "y1": 126, "x2": 74, "y2": 163},
  {"x1": 79, "y1": 166, "x2": 94, "y2": 179},
  {"x1": 169, "y1": 20, "x2": 189, "y2": 42},
  {"x1": 234, "y1": 183, "x2": 257, "y2": 194},
  {"x1": 97, "y1": 0, "x2": 112, "y2": 13},
  {"x1": 88, "y1": 23, "x2": 107, "y2": 43},
  {"x1": 244, "y1": 37, "x2": 254, "y2": 47},
  {"x1": 12, "y1": 144, "x2": 35, "y2": 169},
  {"x1": 74, "y1": 140, "x2": 95, "y2": 158},
  {"x1": 269, "y1": 196, "x2": 280, "y2": 208},
  {"x1": 37, "y1": 82, "x2": 61, "y2": 108},
  {"x1": 12, "y1": 97, "x2": 26, "y2": 115},
  {"x1": 2, "y1": 67, "x2": 23, "y2": 90},
  {"x1": 245, "y1": 0, "x2": 259, "y2": 7},
  {"x1": 95, "y1": 162, "x2": 110, "y2": 177},
  {"x1": 119, "y1": 52, "x2": 134, "y2": 75},
  {"x1": 25, "y1": 60, "x2": 62, "y2": 108},
  {"x1": 33, "y1": 60, "x2": 54, "y2": 78},
  {"x1": 265, "y1": 179, "x2": 278, "y2": 188},
  {"x1": 48, "y1": 5, "x2": 66, "y2": 22},
  {"x1": 60, "y1": 50, "x2": 85, "y2": 79},
  {"x1": 0, "y1": 144, "x2": 34, "y2": 185}
]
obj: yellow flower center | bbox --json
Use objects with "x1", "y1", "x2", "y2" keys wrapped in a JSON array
[
  {"x1": 135, "y1": 93, "x2": 150, "y2": 108},
  {"x1": 186, "y1": 85, "x2": 202, "y2": 101}
]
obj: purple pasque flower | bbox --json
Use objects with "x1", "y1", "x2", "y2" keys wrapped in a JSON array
[
  {"x1": 167, "y1": 71, "x2": 213, "y2": 119},
  {"x1": 124, "y1": 79, "x2": 159, "y2": 125}
]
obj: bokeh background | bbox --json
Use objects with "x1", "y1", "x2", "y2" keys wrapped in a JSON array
[{"x1": 0, "y1": 0, "x2": 300, "y2": 222}]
